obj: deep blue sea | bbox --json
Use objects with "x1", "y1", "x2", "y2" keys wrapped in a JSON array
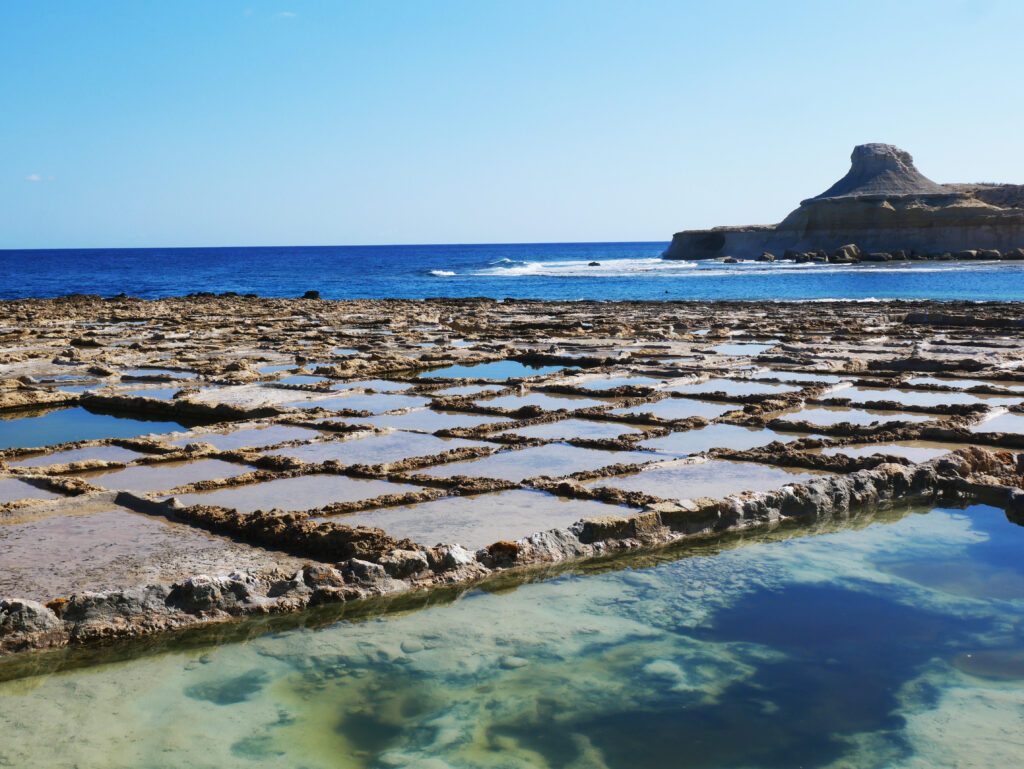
[{"x1": 2, "y1": 242, "x2": 1023, "y2": 301}]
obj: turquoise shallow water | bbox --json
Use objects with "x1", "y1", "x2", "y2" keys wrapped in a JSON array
[{"x1": 1, "y1": 503, "x2": 1022, "y2": 768}]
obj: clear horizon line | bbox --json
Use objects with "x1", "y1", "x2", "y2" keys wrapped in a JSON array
[{"x1": 0, "y1": 238, "x2": 671, "y2": 253}]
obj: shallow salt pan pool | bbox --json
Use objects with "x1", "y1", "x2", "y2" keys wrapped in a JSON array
[
  {"x1": 582, "y1": 458, "x2": 831, "y2": 500},
  {"x1": 0, "y1": 407, "x2": 199, "y2": 450},
  {"x1": 285, "y1": 393, "x2": 429, "y2": 414},
  {"x1": 0, "y1": 478, "x2": 63, "y2": 504},
  {"x1": 671, "y1": 378, "x2": 798, "y2": 397},
  {"x1": 263, "y1": 432, "x2": 484, "y2": 466},
  {"x1": 779, "y1": 406, "x2": 937, "y2": 427},
  {"x1": 9, "y1": 445, "x2": 145, "y2": 468},
  {"x1": 344, "y1": 409, "x2": 510, "y2": 433},
  {"x1": 480, "y1": 391, "x2": 608, "y2": 412},
  {"x1": 169, "y1": 424, "x2": 323, "y2": 452},
  {"x1": 0, "y1": 507, "x2": 303, "y2": 603},
  {"x1": 3, "y1": 504, "x2": 1021, "y2": 768},
  {"x1": 836, "y1": 386, "x2": 1020, "y2": 408},
  {"x1": 814, "y1": 440, "x2": 974, "y2": 463},
  {"x1": 639, "y1": 423, "x2": 804, "y2": 456},
  {"x1": 419, "y1": 443, "x2": 656, "y2": 482},
  {"x1": 609, "y1": 398, "x2": 736, "y2": 421},
  {"x1": 496, "y1": 418, "x2": 647, "y2": 441},
  {"x1": 705, "y1": 341, "x2": 776, "y2": 356},
  {"x1": 72, "y1": 459, "x2": 254, "y2": 493},
  {"x1": 170, "y1": 474, "x2": 425, "y2": 513},
  {"x1": 419, "y1": 360, "x2": 564, "y2": 380},
  {"x1": 971, "y1": 411, "x2": 1024, "y2": 435},
  {"x1": 330, "y1": 488, "x2": 633, "y2": 550}
]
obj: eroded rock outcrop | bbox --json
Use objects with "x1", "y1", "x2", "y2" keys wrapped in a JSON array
[{"x1": 665, "y1": 143, "x2": 1024, "y2": 260}]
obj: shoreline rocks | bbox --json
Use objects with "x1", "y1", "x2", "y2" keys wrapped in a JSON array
[
  {"x1": 3, "y1": 294, "x2": 1024, "y2": 666},
  {"x1": 2, "y1": 446, "x2": 1021, "y2": 659},
  {"x1": 665, "y1": 144, "x2": 1024, "y2": 261}
]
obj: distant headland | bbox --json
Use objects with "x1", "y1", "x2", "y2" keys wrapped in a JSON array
[{"x1": 663, "y1": 143, "x2": 1024, "y2": 262}]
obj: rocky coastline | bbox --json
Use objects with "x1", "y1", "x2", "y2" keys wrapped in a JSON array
[{"x1": 664, "y1": 143, "x2": 1024, "y2": 261}]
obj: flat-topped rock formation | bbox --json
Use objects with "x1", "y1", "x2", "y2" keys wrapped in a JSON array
[{"x1": 664, "y1": 143, "x2": 1024, "y2": 261}]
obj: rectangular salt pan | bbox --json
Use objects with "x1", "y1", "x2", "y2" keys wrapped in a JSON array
[
  {"x1": 337, "y1": 489, "x2": 634, "y2": 550},
  {"x1": 419, "y1": 443, "x2": 656, "y2": 482},
  {"x1": 0, "y1": 407, "x2": 197, "y2": 450},
  {"x1": 74, "y1": 459, "x2": 254, "y2": 493},
  {"x1": 122, "y1": 368, "x2": 197, "y2": 379},
  {"x1": 171, "y1": 474, "x2": 424, "y2": 513},
  {"x1": 276, "y1": 375, "x2": 329, "y2": 385},
  {"x1": 122, "y1": 387, "x2": 188, "y2": 401},
  {"x1": 706, "y1": 343, "x2": 775, "y2": 356},
  {"x1": 751, "y1": 370, "x2": 847, "y2": 384},
  {"x1": 610, "y1": 398, "x2": 736, "y2": 421},
  {"x1": 584, "y1": 459, "x2": 832, "y2": 501},
  {"x1": 344, "y1": 410, "x2": 511, "y2": 433},
  {"x1": 170, "y1": 424, "x2": 323, "y2": 451},
  {"x1": 0, "y1": 478, "x2": 63, "y2": 504},
  {"x1": 431, "y1": 384, "x2": 503, "y2": 397},
  {"x1": 481, "y1": 392, "x2": 608, "y2": 412},
  {"x1": 816, "y1": 441, "x2": 968, "y2": 463},
  {"x1": 672, "y1": 379, "x2": 798, "y2": 397},
  {"x1": 331, "y1": 379, "x2": 411, "y2": 392},
  {"x1": 419, "y1": 361, "x2": 564, "y2": 380},
  {"x1": 576, "y1": 376, "x2": 662, "y2": 390},
  {"x1": 265, "y1": 432, "x2": 484, "y2": 466},
  {"x1": 779, "y1": 407, "x2": 937, "y2": 427},
  {"x1": 498, "y1": 419, "x2": 646, "y2": 441},
  {"x1": 907, "y1": 376, "x2": 1024, "y2": 392},
  {"x1": 10, "y1": 445, "x2": 144, "y2": 468},
  {"x1": 0, "y1": 508, "x2": 303, "y2": 602},
  {"x1": 641, "y1": 424, "x2": 803, "y2": 456},
  {"x1": 836, "y1": 387, "x2": 1019, "y2": 408},
  {"x1": 285, "y1": 393, "x2": 430, "y2": 413},
  {"x1": 970, "y1": 412, "x2": 1024, "y2": 435}
]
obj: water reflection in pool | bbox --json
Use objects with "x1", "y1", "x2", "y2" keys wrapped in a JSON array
[{"x1": 1, "y1": 504, "x2": 1022, "y2": 768}]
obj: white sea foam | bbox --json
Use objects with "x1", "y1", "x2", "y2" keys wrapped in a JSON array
[{"x1": 424, "y1": 256, "x2": 1017, "y2": 280}]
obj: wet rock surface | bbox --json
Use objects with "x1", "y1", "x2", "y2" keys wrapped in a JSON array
[{"x1": 3, "y1": 294, "x2": 1024, "y2": 654}]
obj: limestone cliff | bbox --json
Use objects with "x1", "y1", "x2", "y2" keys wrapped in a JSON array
[{"x1": 664, "y1": 144, "x2": 1024, "y2": 260}]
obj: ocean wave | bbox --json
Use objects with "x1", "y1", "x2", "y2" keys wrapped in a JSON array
[
  {"x1": 429, "y1": 270, "x2": 457, "y2": 277},
  {"x1": 438, "y1": 257, "x2": 1013, "y2": 279},
  {"x1": 468, "y1": 257, "x2": 688, "y2": 277},
  {"x1": 801, "y1": 297, "x2": 885, "y2": 303}
]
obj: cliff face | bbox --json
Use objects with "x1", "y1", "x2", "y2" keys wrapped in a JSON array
[{"x1": 664, "y1": 144, "x2": 1024, "y2": 260}]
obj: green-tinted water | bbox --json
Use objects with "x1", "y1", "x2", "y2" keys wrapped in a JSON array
[{"x1": 1, "y1": 504, "x2": 1022, "y2": 768}]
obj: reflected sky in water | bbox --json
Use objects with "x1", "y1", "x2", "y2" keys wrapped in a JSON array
[{"x1": 1, "y1": 504, "x2": 1023, "y2": 768}]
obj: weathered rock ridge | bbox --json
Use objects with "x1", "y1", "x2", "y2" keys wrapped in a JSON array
[{"x1": 664, "y1": 143, "x2": 1024, "y2": 260}]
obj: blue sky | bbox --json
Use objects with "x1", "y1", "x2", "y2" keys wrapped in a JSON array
[{"x1": 3, "y1": 0, "x2": 1022, "y2": 249}]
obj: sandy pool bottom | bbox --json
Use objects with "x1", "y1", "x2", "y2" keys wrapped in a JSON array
[{"x1": 2, "y1": 504, "x2": 1021, "y2": 768}]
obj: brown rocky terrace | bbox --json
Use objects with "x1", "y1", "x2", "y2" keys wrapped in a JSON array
[{"x1": 3, "y1": 294, "x2": 1024, "y2": 662}]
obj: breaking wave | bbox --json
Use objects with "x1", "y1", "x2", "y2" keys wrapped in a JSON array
[{"x1": 426, "y1": 256, "x2": 1003, "y2": 279}]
